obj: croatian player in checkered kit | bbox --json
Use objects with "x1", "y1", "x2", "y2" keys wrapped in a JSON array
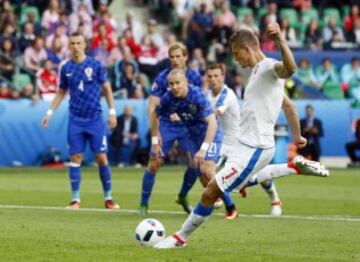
[{"x1": 41, "y1": 33, "x2": 119, "y2": 209}]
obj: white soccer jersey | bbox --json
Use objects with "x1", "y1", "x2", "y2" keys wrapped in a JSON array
[
  {"x1": 208, "y1": 85, "x2": 241, "y2": 145},
  {"x1": 239, "y1": 58, "x2": 285, "y2": 148}
]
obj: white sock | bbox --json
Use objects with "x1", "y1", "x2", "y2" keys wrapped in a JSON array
[
  {"x1": 262, "y1": 182, "x2": 280, "y2": 203},
  {"x1": 176, "y1": 212, "x2": 208, "y2": 240},
  {"x1": 255, "y1": 164, "x2": 297, "y2": 184}
]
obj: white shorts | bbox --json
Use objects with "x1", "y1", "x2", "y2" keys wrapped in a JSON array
[
  {"x1": 216, "y1": 143, "x2": 233, "y2": 167},
  {"x1": 215, "y1": 141, "x2": 274, "y2": 192}
]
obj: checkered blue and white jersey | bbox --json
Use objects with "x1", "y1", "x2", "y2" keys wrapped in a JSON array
[{"x1": 59, "y1": 56, "x2": 108, "y2": 120}]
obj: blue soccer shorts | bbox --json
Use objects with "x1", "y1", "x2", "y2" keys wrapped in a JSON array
[
  {"x1": 67, "y1": 117, "x2": 108, "y2": 155},
  {"x1": 188, "y1": 140, "x2": 222, "y2": 163},
  {"x1": 150, "y1": 123, "x2": 191, "y2": 157}
]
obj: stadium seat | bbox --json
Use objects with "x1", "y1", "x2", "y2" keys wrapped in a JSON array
[
  {"x1": 323, "y1": 8, "x2": 342, "y2": 27},
  {"x1": 342, "y1": 5, "x2": 350, "y2": 18},
  {"x1": 235, "y1": 7, "x2": 253, "y2": 22},
  {"x1": 280, "y1": 8, "x2": 300, "y2": 28},
  {"x1": 256, "y1": 7, "x2": 267, "y2": 23},
  {"x1": 302, "y1": 8, "x2": 319, "y2": 26},
  {"x1": 20, "y1": 6, "x2": 40, "y2": 24},
  {"x1": 323, "y1": 82, "x2": 344, "y2": 99},
  {"x1": 13, "y1": 73, "x2": 32, "y2": 91}
]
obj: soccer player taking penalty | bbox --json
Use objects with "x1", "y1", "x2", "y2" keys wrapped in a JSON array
[
  {"x1": 154, "y1": 23, "x2": 317, "y2": 248},
  {"x1": 41, "y1": 33, "x2": 119, "y2": 209}
]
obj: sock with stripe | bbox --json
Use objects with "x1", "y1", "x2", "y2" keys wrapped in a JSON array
[
  {"x1": 99, "y1": 165, "x2": 112, "y2": 200},
  {"x1": 140, "y1": 170, "x2": 155, "y2": 206},
  {"x1": 69, "y1": 163, "x2": 81, "y2": 202},
  {"x1": 253, "y1": 164, "x2": 297, "y2": 184},
  {"x1": 178, "y1": 167, "x2": 199, "y2": 197},
  {"x1": 260, "y1": 180, "x2": 280, "y2": 203},
  {"x1": 222, "y1": 191, "x2": 235, "y2": 212},
  {"x1": 177, "y1": 203, "x2": 213, "y2": 241}
]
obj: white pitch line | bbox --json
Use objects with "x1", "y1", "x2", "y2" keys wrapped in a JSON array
[{"x1": 0, "y1": 204, "x2": 359, "y2": 222}]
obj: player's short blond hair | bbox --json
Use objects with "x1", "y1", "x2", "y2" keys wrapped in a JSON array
[
  {"x1": 229, "y1": 29, "x2": 260, "y2": 49},
  {"x1": 167, "y1": 68, "x2": 186, "y2": 81},
  {"x1": 168, "y1": 42, "x2": 188, "y2": 57}
]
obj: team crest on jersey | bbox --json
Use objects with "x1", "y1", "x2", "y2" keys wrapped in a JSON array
[{"x1": 84, "y1": 67, "x2": 93, "y2": 80}]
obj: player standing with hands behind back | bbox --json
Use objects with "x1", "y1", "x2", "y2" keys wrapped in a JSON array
[
  {"x1": 154, "y1": 23, "x2": 306, "y2": 248},
  {"x1": 41, "y1": 33, "x2": 120, "y2": 209}
]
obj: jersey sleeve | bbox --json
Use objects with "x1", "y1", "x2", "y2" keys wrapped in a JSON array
[
  {"x1": 58, "y1": 63, "x2": 68, "y2": 90},
  {"x1": 156, "y1": 93, "x2": 170, "y2": 116},
  {"x1": 194, "y1": 73, "x2": 202, "y2": 87},
  {"x1": 197, "y1": 91, "x2": 214, "y2": 120},
  {"x1": 97, "y1": 62, "x2": 109, "y2": 85},
  {"x1": 262, "y1": 58, "x2": 280, "y2": 79},
  {"x1": 151, "y1": 74, "x2": 165, "y2": 97},
  {"x1": 215, "y1": 88, "x2": 230, "y2": 114}
]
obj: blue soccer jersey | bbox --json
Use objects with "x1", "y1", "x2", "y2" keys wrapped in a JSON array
[
  {"x1": 59, "y1": 56, "x2": 108, "y2": 120},
  {"x1": 151, "y1": 68, "x2": 202, "y2": 125},
  {"x1": 157, "y1": 86, "x2": 223, "y2": 144}
]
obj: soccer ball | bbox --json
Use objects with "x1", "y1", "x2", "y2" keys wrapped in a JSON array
[{"x1": 135, "y1": 218, "x2": 166, "y2": 247}]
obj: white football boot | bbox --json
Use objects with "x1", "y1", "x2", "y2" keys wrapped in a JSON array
[
  {"x1": 292, "y1": 155, "x2": 330, "y2": 177},
  {"x1": 153, "y1": 233, "x2": 187, "y2": 249}
]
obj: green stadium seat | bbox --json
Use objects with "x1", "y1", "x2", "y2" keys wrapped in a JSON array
[
  {"x1": 280, "y1": 8, "x2": 300, "y2": 28},
  {"x1": 342, "y1": 5, "x2": 350, "y2": 18},
  {"x1": 323, "y1": 8, "x2": 342, "y2": 27},
  {"x1": 323, "y1": 82, "x2": 344, "y2": 99},
  {"x1": 13, "y1": 73, "x2": 32, "y2": 91},
  {"x1": 256, "y1": 7, "x2": 267, "y2": 23},
  {"x1": 302, "y1": 8, "x2": 319, "y2": 26},
  {"x1": 235, "y1": 7, "x2": 253, "y2": 22},
  {"x1": 20, "y1": 6, "x2": 40, "y2": 24}
]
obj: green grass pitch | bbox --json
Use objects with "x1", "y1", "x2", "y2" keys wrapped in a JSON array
[{"x1": 0, "y1": 167, "x2": 359, "y2": 261}]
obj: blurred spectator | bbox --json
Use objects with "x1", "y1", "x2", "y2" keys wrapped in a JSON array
[
  {"x1": 341, "y1": 57, "x2": 360, "y2": 98},
  {"x1": 186, "y1": 3, "x2": 214, "y2": 53},
  {"x1": 70, "y1": 0, "x2": 95, "y2": 16},
  {"x1": 295, "y1": 58, "x2": 321, "y2": 89},
  {"x1": 144, "y1": 19, "x2": 165, "y2": 51},
  {"x1": 0, "y1": 82, "x2": 19, "y2": 99},
  {"x1": 108, "y1": 36, "x2": 127, "y2": 67},
  {"x1": 113, "y1": 48, "x2": 139, "y2": 92},
  {"x1": 260, "y1": 2, "x2": 279, "y2": 33},
  {"x1": 158, "y1": 33, "x2": 177, "y2": 61},
  {"x1": 323, "y1": 17, "x2": 346, "y2": 50},
  {"x1": 45, "y1": 25, "x2": 68, "y2": 54},
  {"x1": 206, "y1": 39, "x2": 226, "y2": 63},
  {"x1": 69, "y1": 3, "x2": 93, "y2": 39},
  {"x1": 58, "y1": 11, "x2": 71, "y2": 35},
  {"x1": 189, "y1": 47, "x2": 207, "y2": 75},
  {"x1": 0, "y1": 23, "x2": 17, "y2": 50},
  {"x1": 293, "y1": 0, "x2": 312, "y2": 11},
  {"x1": 46, "y1": 38, "x2": 67, "y2": 68},
  {"x1": 298, "y1": 104, "x2": 324, "y2": 161},
  {"x1": 346, "y1": 17, "x2": 360, "y2": 45},
  {"x1": 345, "y1": 117, "x2": 360, "y2": 167},
  {"x1": 315, "y1": 58, "x2": 340, "y2": 90},
  {"x1": 111, "y1": 105, "x2": 140, "y2": 167},
  {"x1": 304, "y1": 19, "x2": 323, "y2": 50},
  {"x1": 137, "y1": 35, "x2": 159, "y2": 80},
  {"x1": 123, "y1": 28, "x2": 141, "y2": 58},
  {"x1": 0, "y1": 39, "x2": 16, "y2": 80},
  {"x1": 24, "y1": 10, "x2": 42, "y2": 35},
  {"x1": 91, "y1": 23, "x2": 115, "y2": 52},
  {"x1": 280, "y1": 18, "x2": 301, "y2": 48},
  {"x1": 36, "y1": 59, "x2": 58, "y2": 101},
  {"x1": 120, "y1": 11, "x2": 143, "y2": 43},
  {"x1": 213, "y1": 1, "x2": 236, "y2": 44},
  {"x1": 20, "y1": 83, "x2": 39, "y2": 102},
  {"x1": 344, "y1": 4, "x2": 360, "y2": 34},
  {"x1": 41, "y1": 0, "x2": 61, "y2": 33},
  {"x1": 114, "y1": 62, "x2": 138, "y2": 99},
  {"x1": 238, "y1": 13, "x2": 260, "y2": 36},
  {"x1": 24, "y1": 37, "x2": 47, "y2": 73},
  {"x1": 92, "y1": 39, "x2": 111, "y2": 67},
  {"x1": 231, "y1": 71, "x2": 245, "y2": 99},
  {"x1": 19, "y1": 22, "x2": 37, "y2": 52}
]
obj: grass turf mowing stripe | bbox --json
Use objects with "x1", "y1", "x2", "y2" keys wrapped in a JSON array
[{"x1": 0, "y1": 204, "x2": 360, "y2": 222}]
